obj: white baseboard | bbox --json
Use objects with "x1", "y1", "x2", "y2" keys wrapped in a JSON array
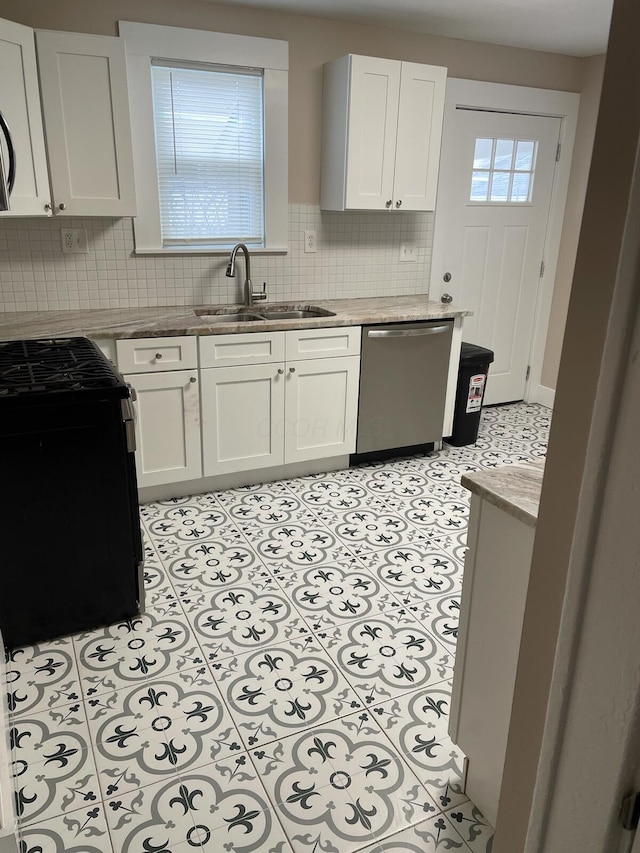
[{"x1": 529, "y1": 384, "x2": 556, "y2": 409}]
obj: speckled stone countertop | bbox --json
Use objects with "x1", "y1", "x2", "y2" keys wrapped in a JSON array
[
  {"x1": 461, "y1": 462, "x2": 544, "y2": 528},
  {"x1": 0, "y1": 296, "x2": 470, "y2": 341}
]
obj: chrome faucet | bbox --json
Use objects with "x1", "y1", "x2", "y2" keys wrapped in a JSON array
[{"x1": 225, "y1": 243, "x2": 266, "y2": 308}]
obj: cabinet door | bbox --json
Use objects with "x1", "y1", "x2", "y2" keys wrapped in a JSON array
[
  {"x1": 0, "y1": 17, "x2": 50, "y2": 216},
  {"x1": 201, "y1": 364, "x2": 285, "y2": 477},
  {"x1": 125, "y1": 370, "x2": 202, "y2": 488},
  {"x1": 394, "y1": 62, "x2": 447, "y2": 211},
  {"x1": 36, "y1": 31, "x2": 136, "y2": 216},
  {"x1": 284, "y1": 356, "x2": 359, "y2": 464},
  {"x1": 345, "y1": 55, "x2": 400, "y2": 210}
]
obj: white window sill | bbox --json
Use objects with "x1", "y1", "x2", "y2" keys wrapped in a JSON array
[{"x1": 133, "y1": 246, "x2": 289, "y2": 256}]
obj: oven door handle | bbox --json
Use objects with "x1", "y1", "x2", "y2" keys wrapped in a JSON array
[
  {"x1": 367, "y1": 325, "x2": 450, "y2": 338},
  {"x1": 0, "y1": 109, "x2": 16, "y2": 212}
]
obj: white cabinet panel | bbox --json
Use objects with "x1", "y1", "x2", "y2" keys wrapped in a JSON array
[
  {"x1": 0, "y1": 17, "x2": 50, "y2": 216},
  {"x1": 116, "y1": 336, "x2": 197, "y2": 374},
  {"x1": 36, "y1": 30, "x2": 136, "y2": 216},
  {"x1": 126, "y1": 370, "x2": 202, "y2": 488},
  {"x1": 201, "y1": 363, "x2": 285, "y2": 476},
  {"x1": 284, "y1": 356, "x2": 359, "y2": 464},
  {"x1": 345, "y1": 55, "x2": 400, "y2": 210},
  {"x1": 285, "y1": 326, "x2": 360, "y2": 360},
  {"x1": 321, "y1": 53, "x2": 446, "y2": 212},
  {"x1": 394, "y1": 62, "x2": 446, "y2": 211},
  {"x1": 199, "y1": 331, "x2": 285, "y2": 368}
]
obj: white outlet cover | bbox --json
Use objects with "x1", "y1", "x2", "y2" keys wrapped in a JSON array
[
  {"x1": 304, "y1": 230, "x2": 317, "y2": 253},
  {"x1": 399, "y1": 242, "x2": 418, "y2": 263},
  {"x1": 61, "y1": 229, "x2": 88, "y2": 254}
]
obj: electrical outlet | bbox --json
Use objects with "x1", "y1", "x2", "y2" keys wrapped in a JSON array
[
  {"x1": 399, "y1": 242, "x2": 417, "y2": 263},
  {"x1": 61, "y1": 229, "x2": 88, "y2": 254},
  {"x1": 304, "y1": 230, "x2": 317, "y2": 253}
]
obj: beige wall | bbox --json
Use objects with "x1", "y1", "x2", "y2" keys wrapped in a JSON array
[
  {"x1": 541, "y1": 53, "x2": 605, "y2": 388},
  {"x1": 495, "y1": 0, "x2": 639, "y2": 847},
  {"x1": 1, "y1": 0, "x2": 584, "y2": 206},
  {"x1": 0, "y1": 0, "x2": 597, "y2": 385}
]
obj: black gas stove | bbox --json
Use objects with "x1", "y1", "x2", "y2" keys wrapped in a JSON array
[
  {"x1": 0, "y1": 337, "x2": 144, "y2": 648},
  {"x1": 0, "y1": 336, "x2": 124, "y2": 400}
]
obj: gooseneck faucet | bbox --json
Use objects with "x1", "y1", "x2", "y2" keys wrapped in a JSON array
[{"x1": 225, "y1": 243, "x2": 266, "y2": 308}]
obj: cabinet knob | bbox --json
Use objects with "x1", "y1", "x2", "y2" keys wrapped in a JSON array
[
  {"x1": 58, "y1": 203, "x2": 66, "y2": 211},
  {"x1": 44, "y1": 202, "x2": 52, "y2": 212},
  {"x1": 189, "y1": 376, "x2": 197, "y2": 383},
  {"x1": 289, "y1": 366, "x2": 296, "y2": 374},
  {"x1": 395, "y1": 199, "x2": 403, "y2": 208},
  {"x1": 385, "y1": 199, "x2": 392, "y2": 208},
  {"x1": 155, "y1": 353, "x2": 163, "y2": 360},
  {"x1": 441, "y1": 292, "x2": 454, "y2": 304},
  {"x1": 277, "y1": 368, "x2": 284, "y2": 375},
  {"x1": 443, "y1": 272, "x2": 452, "y2": 283}
]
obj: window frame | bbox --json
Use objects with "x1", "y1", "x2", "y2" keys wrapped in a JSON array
[{"x1": 120, "y1": 21, "x2": 288, "y2": 254}]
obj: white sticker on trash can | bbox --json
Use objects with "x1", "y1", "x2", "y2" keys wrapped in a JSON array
[{"x1": 466, "y1": 374, "x2": 486, "y2": 413}]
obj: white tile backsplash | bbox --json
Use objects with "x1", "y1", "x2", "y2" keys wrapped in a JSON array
[{"x1": 0, "y1": 204, "x2": 433, "y2": 311}]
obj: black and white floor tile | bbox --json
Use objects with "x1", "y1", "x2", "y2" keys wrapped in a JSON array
[{"x1": 5, "y1": 402, "x2": 550, "y2": 852}]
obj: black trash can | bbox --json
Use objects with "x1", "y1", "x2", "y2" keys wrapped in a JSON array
[{"x1": 446, "y1": 342, "x2": 495, "y2": 447}]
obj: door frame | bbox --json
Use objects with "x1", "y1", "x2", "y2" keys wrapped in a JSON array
[{"x1": 430, "y1": 79, "x2": 579, "y2": 407}]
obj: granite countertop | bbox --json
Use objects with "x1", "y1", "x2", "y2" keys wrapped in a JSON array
[
  {"x1": 0, "y1": 296, "x2": 470, "y2": 341},
  {"x1": 461, "y1": 462, "x2": 544, "y2": 528}
]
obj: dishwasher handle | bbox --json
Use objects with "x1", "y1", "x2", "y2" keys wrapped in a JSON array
[{"x1": 367, "y1": 325, "x2": 450, "y2": 339}]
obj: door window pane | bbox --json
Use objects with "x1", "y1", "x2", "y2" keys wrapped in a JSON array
[
  {"x1": 471, "y1": 171, "x2": 490, "y2": 201},
  {"x1": 511, "y1": 172, "x2": 532, "y2": 202},
  {"x1": 515, "y1": 140, "x2": 535, "y2": 171},
  {"x1": 473, "y1": 138, "x2": 494, "y2": 169},
  {"x1": 494, "y1": 139, "x2": 514, "y2": 169},
  {"x1": 470, "y1": 136, "x2": 538, "y2": 204},
  {"x1": 490, "y1": 172, "x2": 510, "y2": 202}
]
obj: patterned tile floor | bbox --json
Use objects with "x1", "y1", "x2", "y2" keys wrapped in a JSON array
[{"x1": 5, "y1": 402, "x2": 551, "y2": 853}]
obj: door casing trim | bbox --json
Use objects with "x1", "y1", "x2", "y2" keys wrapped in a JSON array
[{"x1": 430, "y1": 78, "x2": 579, "y2": 409}]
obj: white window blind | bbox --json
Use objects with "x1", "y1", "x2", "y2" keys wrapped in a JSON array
[{"x1": 151, "y1": 62, "x2": 265, "y2": 248}]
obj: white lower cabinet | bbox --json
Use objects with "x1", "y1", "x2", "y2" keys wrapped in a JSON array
[
  {"x1": 125, "y1": 369, "x2": 202, "y2": 488},
  {"x1": 201, "y1": 363, "x2": 285, "y2": 477},
  {"x1": 199, "y1": 329, "x2": 361, "y2": 478},
  {"x1": 284, "y1": 356, "x2": 359, "y2": 464}
]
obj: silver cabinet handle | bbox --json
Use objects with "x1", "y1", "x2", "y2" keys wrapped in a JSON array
[
  {"x1": 289, "y1": 366, "x2": 296, "y2": 373},
  {"x1": 58, "y1": 203, "x2": 66, "y2": 211},
  {"x1": 277, "y1": 368, "x2": 284, "y2": 375},
  {"x1": 189, "y1": 376, "x2": 197, "y2": 383},
  {"x1": 155, "y1": 353, "x2": 163, "y2": 360},
  {"x1": 385, "y1": 199, "x2": 392, "y2": 208},
  {"x1": 395, "y1": 199, "x2": 403, "y2": 208},
  {"x1": 367, "y1": 325, "x2": 450, "y2": 338},
  {"x1": 441, "y1": 293, "x2": 454, "y2": 304},
  {"x1": 44, "y1": 202, "x2": 52, "y2": 212}
]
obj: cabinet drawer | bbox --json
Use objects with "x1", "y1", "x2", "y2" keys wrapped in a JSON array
[
  {"x1": 285, "y1": 327, "x2": 361, "y2": 360},
  {"x1": 116, "y1": 336, "x2": 197, "y2": 373},
  {"x1": 199, "y1": 332, "x2": 285, "y2": 368}
]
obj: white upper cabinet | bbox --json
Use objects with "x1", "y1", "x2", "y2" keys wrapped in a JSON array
[
  {"x1": 36, "y1": 30, "x2": 136, "y2": 216},
  {"x1": 0, "y1": 17, "x2": 50, "y2": 216},
  {"x1": 320, "y1": 54, "x2": 446, "y2": 212}
]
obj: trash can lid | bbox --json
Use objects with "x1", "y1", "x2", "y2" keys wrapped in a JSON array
[{"x1": 461, "y1": 342, "x2": 495, "y2": 365}]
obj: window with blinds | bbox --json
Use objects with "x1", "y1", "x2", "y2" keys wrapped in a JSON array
[{"x1": 151, "y1": 61, "x2": 265, "y2": 248}]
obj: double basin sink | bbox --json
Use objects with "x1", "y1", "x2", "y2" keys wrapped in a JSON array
[{"x1": 194, "y1": 304, "x2": 336, "y2": 324}]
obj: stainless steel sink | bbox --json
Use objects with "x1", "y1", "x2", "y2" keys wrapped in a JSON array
[
  {"x1": 194, "y1": 307, "x2": 264, "y2": 323},
  {"x1": 194, "y1": 304, "x2": 336, "y2": 322},
  {"x1": 259, "y1": 306, "x2": 336, "y2": 320}
]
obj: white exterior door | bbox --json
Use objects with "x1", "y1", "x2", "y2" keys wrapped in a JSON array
[
  {"x1": 284, "y1": 356, "x2": 359, "y2": 464},
  {"x1": 434, "y1": 109, "x2": 561, "y2": 404},
  {"x1": 126, "y1": 370, "x2": 202, "y2": 488},
  {"x1": 201, "y1": 363, "x2": 285, "y2": 477}
]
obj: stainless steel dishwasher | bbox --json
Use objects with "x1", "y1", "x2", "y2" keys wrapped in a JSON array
[{"x1": 356, "y1": 320, "x2": 454, "y2": 454}]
